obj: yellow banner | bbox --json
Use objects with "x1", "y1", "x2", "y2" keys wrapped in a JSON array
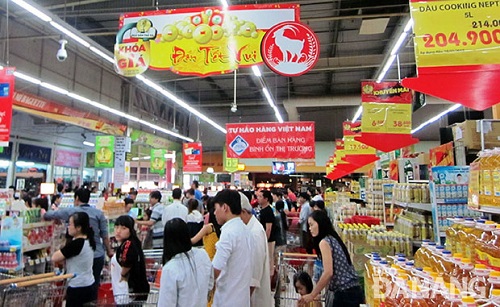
[
  {"x1": 344, "y1": 136, "x2": 376, "y2": 155},
  {"x1": 360, "y1": 103, "x2": 412, "y2": 134},
  {"x1": 411, "y1": 0, "x2": 500, "y2": 67}
]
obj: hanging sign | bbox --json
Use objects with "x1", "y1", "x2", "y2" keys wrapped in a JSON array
[
  {"x1": 402, "y1": 0, "x2": 500, "y2": 110},
  {"x1": 54, "y1": 149, "x2": 82, "y2": 168},
  {"x1": 150, "y1": 148, "x2": 166, "y2": 175},
  {"x1": 95, "y1": 136, "x2": 115, "y2": 168},
  {"x1": 115, "y1": 4, "x2": 299, "y2": 77},
  {"x1": 183, "y1": 142, "x2": 202, "y2": 173},
  {"x1": 226, "y1": 122, "x2": 315, "y2": 159},
  {"x1": 223, "y1": 146, "x2": 238, "y2": 173},
  {"x1": 129, "y1": 128, "x2": 181, "y2": 151},
  {"x1": 0, "y1": 67, "x2": 15, "y2": 147},
  {"x1": 114, "y1": 137, "x2": 131, "y2": 187},
  {"x1": 355, "y1": 81, "x2": 419, "y2": 152},
  {"x1": 342, "y1": 121, "x2": 379, "y2": 166}
]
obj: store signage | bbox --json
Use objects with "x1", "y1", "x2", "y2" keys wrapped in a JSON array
[
  {"x1": 86, "y1": 152, "x2": 95, "y2": 168},
  {"x1": 0, "y1": 68, "x2": 15, "y2": 147},
  {"x1": 18, "y1": 143, "x2": 51, "y2": 164},
  {"x1": 356, "y1": 81, "x2": 419, "y2": 153},
  {"x1": 13, "y1": 91, "x2": 126, "y2": 136},
  {"x1": 54, "y1": 149, "x2": 82, "y2": 168},
  {"x1": 114, "y1": 137, "x2": 130, "y2": 187},
  {"x1": 341, "y1": 121, "x2": 379, "y2": 166},
  {"x1": 95, "y1": 136, "x2": 115, "y2": 168},
  {"x1": 402, "y1": 0, "x2": 500, "y2": 110},
  {"x1": 183, "y1": 142, "x2": 202, "y2": 173},
  {"x1": 129, "y1": 129, "x2": 181, "y2": 151},
  {"x1": 223, "y1": 146, "x2": 238, "y2": 173},
  {"x1": 261, "y1": 21, "x2": 320, "y2": 77},
  {"x1": 115, "y1": 4, "x2": 299, "y2": 77},
  {"x1": 150, "y1": 148, "x2": 166, "y2": 175},
  {"x1": 226, "y1": 122, "x2": 315, "y2": 159}
]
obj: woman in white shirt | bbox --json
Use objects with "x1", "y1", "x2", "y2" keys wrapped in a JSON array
[{"x1": 159, "y1": 218, "x2": 213, "y2": 307}]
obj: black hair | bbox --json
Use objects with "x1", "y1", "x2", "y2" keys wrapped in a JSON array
[
  {"x1": 187, "y1": 199, "x2": 198, "y2": 213},
  {"x1": 129, "y1": 190, "x2": 138, "y2": 196},
  {"x1": 201, "y1": 195, "x2": 210, "y2": 202},
  {"x1": 206, "y1": 197, "x2": 221, "y2": 237},
  {"x1": 299, "y1": 192, "x2": 310, "y2": 201},
  {"x1": 186, "y1": 188, "x2": 195, "y2": 196},
  {"x1": 192, "y1": 180, "x2": 199, "y2": 188},
  {"x1": 124, "y1": 198, "x2": 134, "y2": 206},
  {"x1": 172, "y1": 188, "x2": 182, "y2": 200},
  {"x1": 144, "y1": 209, "x2": 152, "y2": 219},
  {"x1": 34, "y1": 197, "x2": 49, "y2": 211},
  {"x1": 293, "y1": 271, "x2": 314, "y2": 294},
  {"x1": 162, "y1": 218, "x2": 192, "y2": 264},
  {"x1": 74, "y1": 188, "x2": 91, "y2": 203},
  {"x1": 149, "y1": 190, "x2": 162, "y2": 202},
  {"x1": 309, "y1": 210, "x2": 352, "y2": 266},
  {"x1": 212, "y1": 189, "x2": 241, "y2": 215},
  {"x1": 70, "y1": 211, "x2": 96, "y2": 251},
  {"x1": 311, "y1": 200, "x2": 326, "y2": 211},
  {"x1": 271, "y1": 189, "x2": 283, "y2": 198},
  {"x1": 261, "y1": 190, "x2": 273, "y2": 204},
  {"x1": 23, "y1": 196, "x2": 32, "y2": 208},
  {"x1": 51, "y1": 194, "x2": 61, "y2": 204},
  {"x1": 114, "y1": 215, "x2": 139, "y2": 241}
]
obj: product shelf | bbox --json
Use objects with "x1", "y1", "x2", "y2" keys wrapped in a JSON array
[
  {"x1": 22, "y1": 221, "x2": 53, "y2": 230},
  {"x1": 471, "y1": 205, "x2": 500, "y2": 215},
  {"x1": 24, "y1": 242, "x2": 51, "y2": 252},
  {"x1": 394, "y1": 200, "x2": 432, "y2": 212},
  {"x1": 25, "y1": 256, "x2": 51, "y2": 266}
]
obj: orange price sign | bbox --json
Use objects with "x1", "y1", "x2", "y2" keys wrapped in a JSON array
[{"x1": 411, "y1": 0, "x2": 500, "y2": 67}]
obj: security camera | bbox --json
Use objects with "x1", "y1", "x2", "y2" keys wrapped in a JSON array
[
  {"x1": 57, "y1": 39, "x2": 68, "y2": 62},
  {"x1": 231, "y1": 103, "x2": 237, "y2": 113}
]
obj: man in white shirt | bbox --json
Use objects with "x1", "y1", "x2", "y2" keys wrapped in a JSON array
[
  {"x1": 212, "y1": 189, "x2": 252, "y2": 307},
  {"x1": 298, "y1": 192, "x2": 313, "y2": 254},
  {"x1": 162, "y1": 188, "x2": 188, "y2": 226},
  {"x1": 239, "y1": 192, "x2": 272, "y2": 307}
]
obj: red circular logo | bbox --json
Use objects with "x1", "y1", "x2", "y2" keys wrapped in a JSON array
[{"x1": 261, "y1": 21, "x2": 320, "y2": 77}]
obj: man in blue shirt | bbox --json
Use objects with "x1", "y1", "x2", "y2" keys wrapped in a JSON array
[
  {"x1": 44, "y1": 188, "x2": 113, "y2": 300},
  {"x1": 191, "y1": 180, "x2": 203, "y2": 200}
]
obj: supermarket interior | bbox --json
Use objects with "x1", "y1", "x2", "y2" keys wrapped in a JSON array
[{"x1": 0, "y1": 0, "x2": 498, "y2": 306}]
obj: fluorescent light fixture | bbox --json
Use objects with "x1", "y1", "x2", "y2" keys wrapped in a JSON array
[
  {"x1": 11, "y1": 0, "x2": 52, "y2": 22},
  {"x1": 262, "y1": 88, "x2": 273, "y2": 105},
  {"x1": 252, "y1": 66, "x2": 261, "y2": 77},
  {"x1": 14, "y1": 71, "x2": 41, "y2": 85},
  {"x1": 376, "y1": 54, "x2": 397, "y2": 83},
  {"x1": 411, "y1": 104, "x2": 461, "y2": 134},
  {"x1": 89, "y1": 47, "x2": 114, "y2": 63},
  {"x1": 40, "y1": 82, "x2": 69, "y2": 95},
  {"x1": 352, "y1": 106, "x2": 363, "y2": 122},
  {"x1": 16, "y1": 161, "x2": 35, "y2": 167},
  {"x1": 50, "y1": 21, "x2": 91, "y2": 48},
  {"x1": 220, "y1": 0, "x2": 229, "y2": 9},
  {"x1": 390, "y1": 31, "x2": 409, "y2": 56},
  {"x1": 83, "y1": 141, "x2": 95, "y2": 147},
  {"x1": 0, "y1": 160, "x2": 10, "y2": 168},
  {"x1": 404, "y1": 19, "x2": 414, "y2": 33}
]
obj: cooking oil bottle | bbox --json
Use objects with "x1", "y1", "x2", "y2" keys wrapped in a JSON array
[{"x1": 446, "y1": 217, "x2": 464, "y2": 254}]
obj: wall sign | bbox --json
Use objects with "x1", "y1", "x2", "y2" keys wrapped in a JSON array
[
  {"x1": 95, "y1": 136, "x2": 115, "y2": 168},
  {"x1": 183, "y1": 142, "x2": 202, "y2": 173},
  {"x1": 0, "y1": 68, "x2": 15, "y2": 147},
  {"x1": 18, "y1": 143, "x2": 51, "y2": 164},
  {"x1": 226, "y1": 122, "x2": 315, "y2": 159},
  {"x1": 54, "y1": 149, "x2": 82, "y2": 168}
]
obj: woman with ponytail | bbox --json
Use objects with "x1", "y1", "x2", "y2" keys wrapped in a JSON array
[
  {"x1": 298, "y1": 210, "x2": 364, "y2": 307},
  {"x1": 52, "y1": 211, "x2": 96, "y2": 307}
]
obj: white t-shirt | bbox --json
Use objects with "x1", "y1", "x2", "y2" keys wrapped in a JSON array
[
  {"x1": 158, "y1": 248, "x2": 213, "y2": 307},
  {"x1": 162, "y1": 200, "x2": 188, "y2": 226},
  {"x1": 186, "y1": 210, "x2": 204, "y2": 223},
  {"x1": 212, "y1": 217, "x2": 252, "y2": 307},
  {"x1": 247, "y1": 216, "x2": 273, "y2": 307}
]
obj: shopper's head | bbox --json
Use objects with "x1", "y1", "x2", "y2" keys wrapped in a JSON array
[
  {"x1": 51, "y1": 194, "x2": 61, "y2": 206},
  {"x1": 129, "y1": 190, "x2": 138, "y2": 200},
  {"x1": 258, "y1": 190, "x2": 272, "y2": 206},
  {"x1": 114, "y1": 215, "x2": 137, "y2": 243},
  {"x1": 74, "y1": 188, "x2": 91, "y2": 205},
  {"x1": 70, "y1": 212, "x2": 96, "y2": 250},
  {"x1": 162, "y1": 218, "x2": 192, "y2": 264},
  {"x1": 298, "y1": 192, "x2": 310, "y2": 204},
  {"x1": 213, "y1": 189, "x2": 241, "y2": 225},
  {"x1": 293, "y1": 271, "x2": 313, "y2": 295},
  {"x1": 308, "y1": 210, "x2": 352, "y2": 266},
  {"x1": 149, "y1": 190, "x2": 162, "y2": 205},
  {"x1": 186, "y1": 188, "x2": 195, "y2": 199},
  {"x1": 311, "y1": 200, "x2": 326, "y2": 212},
  {"x1": 239, "y1": 192, "x2": 253, "y2": 225},
  {"x1": 172, "y1": 188, "x2": 182, "y2": 200},
  {"x1": 187, "y1": 199, "x2": 199, "y2": 213}
]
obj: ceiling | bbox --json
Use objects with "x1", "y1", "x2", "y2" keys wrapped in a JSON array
[{"x1": 2, "y1": 0, "x2": 466, "y2": 149}]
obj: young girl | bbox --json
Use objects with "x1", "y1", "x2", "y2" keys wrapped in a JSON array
[
  {"x1": 294, "y1": 272, "x2": 322, "y2": 307},
  {"x1": 51, "y1": 212, "x2": 95, "y2": 307},
  {"x1": 111, "y1": 215, "x2": 149, "y2": 303},
  {"x1": 299, "y1": 210, "x2": 363, "y2": 307},
  {"x1": 159, "y1": 218, "x2": 213, "y2": 307}
]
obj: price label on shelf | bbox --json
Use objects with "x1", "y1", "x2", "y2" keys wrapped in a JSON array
[
  {"x1": 411, "y1": 0, "x2": 500, "y2": 67},
  {"x1": 35, "y1": 259, "x2": 40, "y2": 265}
]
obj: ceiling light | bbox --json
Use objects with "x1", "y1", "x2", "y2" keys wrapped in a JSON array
[
  {"x1": 14, "y1": 71, "x2": 41, "y2": 85},
  {"x1": 50, "y1": 21, "x2": 90, "y2": 48},
  {"x1": 252, "y1": 66, "x2": 261, "y2": 77},
  {"x1": 11, "y1": 0, "x2": 52, "y2": 22},
  {"x1": 83, "y1": 141, "x2": 95, "y2": 147},
  {"x1": 352, "y1": 106, "x2": 363, "y2": 122},
  {"x1": 220, "y1": 0, "x2": 229, "y2": 9},
  {"x1": 411, "y1": 104, "x2": 461, "y2": 134}
]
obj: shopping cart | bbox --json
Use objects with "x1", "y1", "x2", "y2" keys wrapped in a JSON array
[
  {"x1": 286, "y1": 213, "x2": 305, "y2": 253},
  {"x1": 94, "y1": 249, "x2": 163, "y2": 306},
  {"x1": 0, "y1": 272, "x2": 73, "y2": 307},
  {"x1": 274, "y1": 252, "x2": 325, "y2": 307}
]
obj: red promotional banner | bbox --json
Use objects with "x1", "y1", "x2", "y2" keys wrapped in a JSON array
[
  {"x1": 13, "y1": 92, "x2": 127, "y2": 135},
  {"x1": 225, "y1": 122, "x2": 315, "y2": 159},
  {"x1": 183, "y1": 142, "x2": 203, "y2": 173},
  {"x1": 361, "y1": 81, "x2": 413, "y2": 103},
  {"x1": 0, "y1": 68, "x2": 15, "y2": 147},
  {"x1": 54, "y1": 149, "x2": 82, "y2": 168}
]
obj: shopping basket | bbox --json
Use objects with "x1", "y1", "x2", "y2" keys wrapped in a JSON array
[
  {"x1": 0, "y1": 272, "x2": 74, "y2": 307},
  {"x1": 274, "y1": 252, "x2": 325, "y2": 307}
]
